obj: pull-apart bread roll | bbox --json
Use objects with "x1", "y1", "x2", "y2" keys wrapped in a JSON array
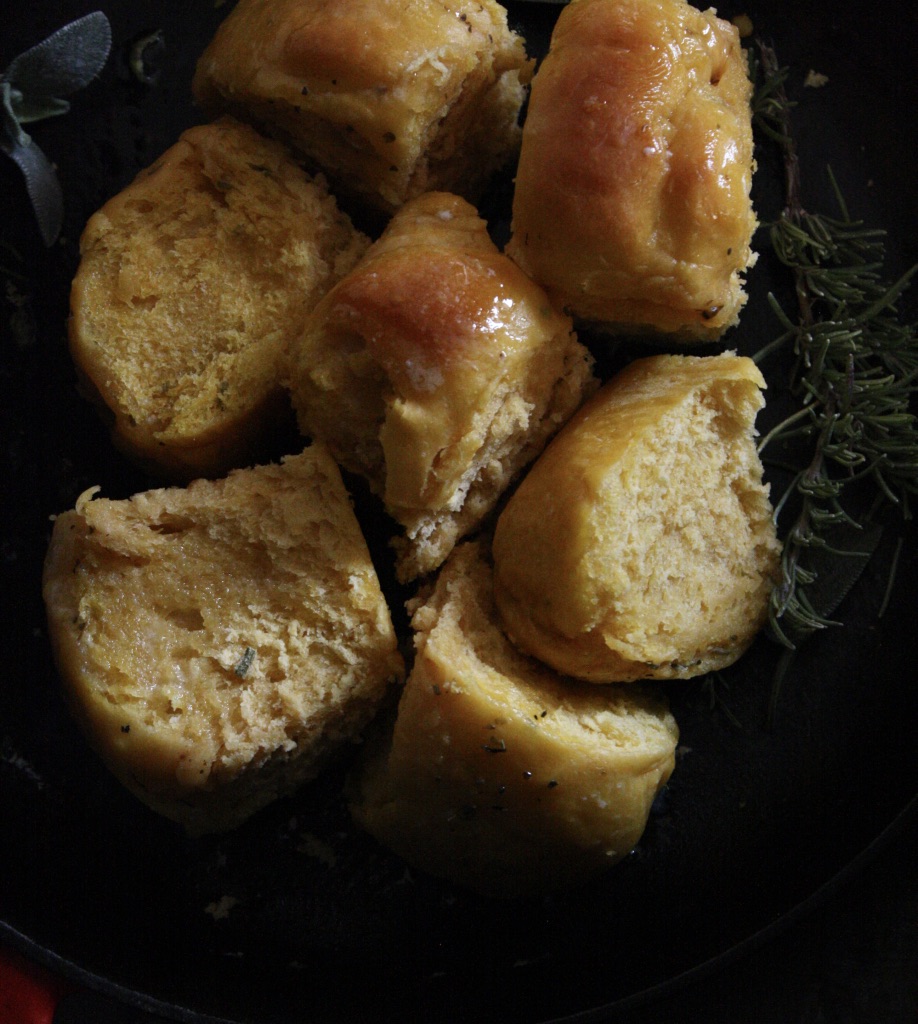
[
  {"x1": 69, "y1": 118, "x2": 369, "y2": 480},
  {"x1": 192, "y1": 0, "x2": 532, "y2": 213},
  {"x1": 507, "y1": 0, "x2": 757, "y2": 339},
  {"x1": 493, "y1": 354, "x2": 781, "y2": 682},
  {"x1": 42, "y1": 446, "x2": 404, "y2": 835},
  {"x1": 286, "y1": 192, "x2": 596, "y2": 582},
  {"x1": 349, "y1": 542, "x2": 679, "y2": 898}
]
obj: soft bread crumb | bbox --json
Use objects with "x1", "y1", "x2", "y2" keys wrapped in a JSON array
[
  {"x1": 69, "y1": 118, "x2": 369, "y2": 480},
  {"x1": 492, "y1": 353, "x2": 782, "y2": 682},
  {"x1": 42, "y1": 445, "x2": 403, "y2": 834}
]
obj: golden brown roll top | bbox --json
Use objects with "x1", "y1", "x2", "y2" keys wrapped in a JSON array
[
  {"x1": 507, "y1": 0, "x2": 757, "y2": 339},
  {"x1": 286, "y1": 191, "x2": 596, "y2": 582},
  {"x1": 349, "y1": 542, "x2": 679, "y2": 898},
  {"x1": 492, "y1": 353, "x2": 781, "y2": 682},
  {"x1": 42, "y1": 446, "x2": 404, "y2": 835},
  {"x1": 68, "y1": 118, "x2": 368, "y2": 480},
  {"x1": 192, "y1": 0, "x2": 533, "y2": 213}
]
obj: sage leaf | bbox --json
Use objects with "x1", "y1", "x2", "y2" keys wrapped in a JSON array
[
  {"x1": 2, "y1": 11, "x2": 112, "y2": 117},
  {"x1": 0, "y1": 11, "x2": 112, "y2": 246},
  {"x1": 1, "y1": 81, "x2": 29, "y2": 149},
  {"x1": 9, "y1": 92, "x2": 72, "y2": 126},
  {"x1": 3, "y1": 135, "x2": 64, "y2": 248}
]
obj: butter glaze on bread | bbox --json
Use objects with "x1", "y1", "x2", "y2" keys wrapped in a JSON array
[
  {"x1": 349, "y1": 542, "x2": 678, "y2": 898},
  {"x1": 507, "y1": 0, "x2": 757, "y2": 339},
  {"x1": 69, "y1": 118, "x2": 369, "y2": 480},
  {"x1": 492, "y1": 354, "x2": 781, "y2": 682},
  {"x1": 42, "y1": 447, "x2": 403, "y2": 835},
  {"x1": 286, "y1": 191, "x2": 597, "y2": 582},
  {"x1": 193, "y1": 0, "x2": 532, "y2": 213}
]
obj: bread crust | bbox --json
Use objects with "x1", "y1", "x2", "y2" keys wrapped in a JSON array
[
  {"x1": 42, "y1": 446, "x2": 403, "y2": 834},
  {"x1": 68, "y1": 118, "x2": 368, "y2": 480},
  {"x1": 507, "y1": 0, "x2": 757, "y2": 339},
  {"x1": 492, "y1": 354, "x2": 781, "y2": 682},
  {"x1": 192, "y1": 0, "x2": 533, "y2": 212},
  {"x1": 286, "y1": 191, "x2": 597, "y2": 581},
  {"x1": 349, "y1": 542, "x2": 678, "y2": 897}
]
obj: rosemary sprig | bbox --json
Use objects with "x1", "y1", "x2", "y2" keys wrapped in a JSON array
[{"x1": 752, "y1": 42, "x2": 918, "y2": 651}]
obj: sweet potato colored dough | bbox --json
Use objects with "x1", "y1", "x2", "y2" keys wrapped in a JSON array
[
  {"x1": 42, "y1": 447, "x2": 403, "y2": 835},
  {"x1": 68, "y1": 118, "x2": 368, "y2": 480},
  {"x1": 286, "y1": 191, "x2": 596, "y2": 582},
  {"x1": 507, "y1": 0, "x2": 758, "y2": 339},
  {"x1": 193, "y1": 0, "x2": 533, "y2": 212},
  {"x1": 492, "y1": 354, "x2": 781, "y2": 682},
  {"x1": 350, "y1": 542, "x2": 678, "y2": 897}
]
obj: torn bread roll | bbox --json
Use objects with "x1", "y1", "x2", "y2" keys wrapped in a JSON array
[
  {"x1": 69, "y1": 118, "x2": 369, "y2": 480},
  {"x1": 285, "y1": 191, "x2": 597, "y2": 582},
  {"x1": 349, "y1": 542, "x2": 678, "y2": 898},
  {"x1": 507, "y1": 0, "x2": 757, "y2": 339},
  {"x1": 492, "y1": 353, "x2": 781, "y2": 682},
  {"x1": 42, "y1": 446, "x2": 403, "y2": 835},
  {"x1": 192, "y1": 0, "x2": 533, "y2": 213}
]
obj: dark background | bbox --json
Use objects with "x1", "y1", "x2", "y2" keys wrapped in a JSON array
[{"x1": 2, "y1": 1, "x2": 917, "y2": 1022}]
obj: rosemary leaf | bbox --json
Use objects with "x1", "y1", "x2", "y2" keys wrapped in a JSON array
[{"x1": 752, "y1": 42, "x2": 918, "y2": 651}]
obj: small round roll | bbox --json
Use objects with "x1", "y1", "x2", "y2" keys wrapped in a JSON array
[
  {"x1": 286, "y1": 191, "x2": 596, "y2": 582},
  {"x1": 193, "y1": 0, "x2": 532, "y2": 213},
  {"x1": 507, "y1": 0, "x2": 757, "y2": 339},
  {"x1": 69, "y1": 118, "x2": 368, "y2": 480},
  {"x1": 42, "y1": 446, "x2": 403, "y2": 835},
  {"x1": 349, "y1": 542, "x2": 678, "y2": 898},
  {"x1": 492, "y1": 353, "x2": 781, "y2": 682}
]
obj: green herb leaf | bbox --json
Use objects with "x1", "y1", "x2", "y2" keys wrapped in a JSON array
[
  {"x1": 129, "y1": 30, "x2": 166, "y2": 87},
  {"x1": 233, "y1": 647, "x2": 257, "y2": 679},
  {"x1": 751, "y1": 42, "x2": 918, "y2": 651},
  {"x1": 2, "y1": 11, "x2": 112, "y2": 119},
  {"x1": 2, "y1": 130, "x2": 64, "y2": 248},
  {"x1": 1, "y1": 82, "x2": 30, "y2": 149},
  {"x1": 0, "y1": 12, "x2": 112, "y2": 246}
]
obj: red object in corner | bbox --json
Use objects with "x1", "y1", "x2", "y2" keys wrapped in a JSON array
[{"x1": 0, "y1": 947, "x2": 70, "y2": 1024}]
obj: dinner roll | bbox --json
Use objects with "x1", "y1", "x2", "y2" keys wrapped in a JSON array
[
  {"x1": 286, "y1": 191, "x2": 597, "y2": 582},
  {"x1": 42, "y1": 446, "x2": 403, "y2": 835},
  {"x1": 69, "y1": 118, "x2": 369, "y2": 480},
  {"x1": 192, "y1": 0, "x2": 533, "y2": 214},
  {"x1": 507, "y1": 0, "x2": 757, "y2": 339},
  {"x1": 492, "y1": 353, "x2": 781, "y2": 682},
  {"x1": 349, "y1": 542, "x2": 679, "y2": 898}
]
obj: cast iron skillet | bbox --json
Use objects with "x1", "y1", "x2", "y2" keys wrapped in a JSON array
[{"x1": 1, "y1": 2, "x2": 916, "y2": 1022}]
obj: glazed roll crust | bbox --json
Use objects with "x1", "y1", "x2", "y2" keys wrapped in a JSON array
[
  {"x1": 193, "y1": 0, "x2": 532, "y2": 212},
  {"x1": 507, "y1": 0, "x2": 757, "y2": 339},
  {"x1": 286, "y1": 191, "x2": 596, "y2": 581},
  {"x1": 349, "y1": 542, "x2": 678, "y2": 898}
]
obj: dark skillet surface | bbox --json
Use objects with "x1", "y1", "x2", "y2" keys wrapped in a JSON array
[{"x1": 1, "y1": 2, "x2": 916, "y2": 1022}]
